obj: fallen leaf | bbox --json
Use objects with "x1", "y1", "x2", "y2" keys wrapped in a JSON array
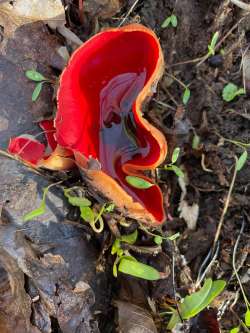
[
  {"x1": 178, "y1": 199, "x2": 199, "y2": 230},
  {"x1": 178, "y1": 174, "x2": 199, "y2": 230},
  {"x1": 115, "y1": 301, "x2": 157, "y2": 333},
  {"x1": 84, "y1": 0, "x2": 124, "y2": 19}
]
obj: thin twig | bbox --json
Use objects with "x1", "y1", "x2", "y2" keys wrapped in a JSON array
[
  {"x1": 195, "y1": 242, "x2": 220, "y2": 288},
  {"x1": 212, "y1": 156, "x2": 238, "y2": 251},
  {"x1": 197, "y1": 17, "x2": 245, "y2": 67},
  {"x1": 0, "y1": 148, "x2": 44, "y2": 176},
  {"x1": 166, "y1": 73, "x2": 188, "y2": 89},
  {"x1": 171, "y1": 16, "x2": 246, "y2": 68},
  {"x1": 118, "y1": 0, "x2": 140, "y2": 27},
  {"x1": 232, "y1": 218, "x2": 250, "y2": 308},
  {"x1": 172, "y1": 253, "x2": 183, "y2": 324},
  {"x1": 152, "y1": 98, "x2": 176, "y2": 111},
  {"x1": 230, "y1": 0, "x2": 250, "y2": 10},
  {"x1": 78, "y1": 0, "x2": 84, "y2": 24}
]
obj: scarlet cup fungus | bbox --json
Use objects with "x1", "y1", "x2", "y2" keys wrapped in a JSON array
[{"x1": 8, "y1": 24, "x2": 167, "y2": 225}]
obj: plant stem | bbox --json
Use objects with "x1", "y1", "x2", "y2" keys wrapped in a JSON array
[
  {"x1": 118, "y1": 0, "x2": 140, "y2": 27},
  {"x1": 232, "y1": 218, "x2": 250, "y2": 309},
  {"x1": 212, "y1": 156, "x2": 238, "y2": 251},
  {"x1": 166, "y1": 73, "x2": 188, "y2": 89},
  {"x1": 230, "y1": 0, "x2": 250, "y2": 10}
]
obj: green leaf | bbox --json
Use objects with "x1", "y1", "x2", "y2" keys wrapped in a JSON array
[
  {"x1": 64, "y1": 189, "x2": 91, "y2": 207},
  {"x1": 170, "y1": 165, "x2": 184, "y2": 178},
  {"x1": 230, "y1": 327, "x2": 240, "y2": 333},
  {"x1": 23, "y1": 205, "x2": 46, "y2": 222},
  {"x1": 171, "y1": 147, "x2": 180, "y2": 164},
  {"x1": 104, "y1": 203, "x2": 115, "y2": 213},
  {"x1": 161, "y1": 16, "x2": 171, "y2": 28},
  {"x1": 125, "y1": 176, "x2": 154, "y2": 189},
  {"x1": 209, "y1": 31, "x2": 219, "y2": 54},
  {"x1": 236, "y1": 150, "x2": 248, "y2": 171},
  {"x1": 113, "y1": 261, "x2": 118, "y2": 277},
  {"x1": 180, "y1": 279, "x2": 226, "y2": 319},
  {"x1": 23, "y1": 186, "x2": 49, "y2": 222},
  {"x1": 170, "y1": 15, "x2": 178, "y2": 27},
  {"x1": 120, "y1": 229, "x2": 138, "y2": 244},
  {"x1": 25, "y1": 70, "x2": 46, "y2": 81},
  {"x1": 167, "y1": 232, "x2": 180, "y2": 241},
  {"x1": 118, "y1": 258, "x2": 161, "y2": 280},
  {"x1": 80, "y1": 206, "x2": 94, "y2": 223},
  {"x1": 32, "y1": 82, "x2": 43, "y2": 102},
  {"x1": 222, "y1": 83, "x2": 245, "y2": 102},
  {"x1": 167, "y1": 310, "x2": 181, "y2": 330},
  {"x1": 235, "y1": 88, "x2": 245, "y2": 96},
  {"x1": 180, "y1": 278, "x2": 213, "y2": 319},
  {"x1": 111, "y1": 239, "x2": 121, "y2": 255},
  {"x1": 192, "y1": 134, "x2": 200, "y2": 149},
  {"x1": 154, "y1": 235, "x2": 163, "y2": 245},
  {"x1": 182, "y1": 87, "x2": 191, "y2": 105},
  {"x1": 245, "y1": 309, "x2": 250, "y2": 327}
]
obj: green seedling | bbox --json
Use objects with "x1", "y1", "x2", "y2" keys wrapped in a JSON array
[
  {"x1": 182, "y1": 87, "x2": 191, "y2": 105},
  {"x1": 164, "y1": 147, "x2": 184, "y2": 177},
  {"x1": 236, "y1": 150, "x2": 248, "y2": 171},
  {"x1": 118, "y1": 258, "x2": 161, "y2": 280},
  {"x1": 125, "y1": 175, "x2": 154, "y2": 189},
  {"x1": 222, "y1": 83, "x2": 245, "y2": 102},
  {"x1": 139, "y1": 225, "x2": 180, "y2": 245},
  {"x1": 230, "y1": 328, "x2": 240, "y2": 333},
  {"x1": 111, "y1": 230, "x2": 162, "y2": 280},
  {"x1": 64, "y1": 187, "x2": 115, "y2": 233},
  {"x1": 65, "y1": 188, "x2": 114, "y2": 232},
  {"x1": 112, "y1": 229, "x2": 138, "y2": 277},
  {"x1": 23, "y1": 185, "x2": 50, "y2": 221},
  {"x1": 161, "y1": 14, "x2": 178, "y2": 28},
  {"x1": 23, "y1": 182, "x2": 61, "y2": 221},
  {"x1": 167, "y1": 278, "x2": 226, "y2": 330},
  {"x1": 192, "y1": 133, "x2": 201, "y2": 150},
  {"x1": 207, "y1": 31, "x2": 219, "y2": 56},
  {"x1": 166, "y1": 73, "x2": 191, "y2": 105},
  {"x1": 25, "y1": 70, "x2": 53, "y2": 102}
]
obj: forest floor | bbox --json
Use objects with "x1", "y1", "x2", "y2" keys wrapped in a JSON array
[{"x1": 0, "y1": 0, "x2": 249, "y2": 332}]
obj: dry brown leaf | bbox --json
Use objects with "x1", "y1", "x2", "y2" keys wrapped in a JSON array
[
  {"x1": 115, "y1": 301, "x2": 157, "y2": 333},
  {"x1": 84, "y1": 0, "x2": 124, "y2": 19}
]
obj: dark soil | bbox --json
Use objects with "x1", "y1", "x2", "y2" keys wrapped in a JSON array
[{"x1": 0, "y1": 0, "x2": 249, "y2": 332}]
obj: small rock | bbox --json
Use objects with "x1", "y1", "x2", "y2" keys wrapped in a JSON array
[{"x1": 208, "y1": 55, "x2": 223, "y2": 68}]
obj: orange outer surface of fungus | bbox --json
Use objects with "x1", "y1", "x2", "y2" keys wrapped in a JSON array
[{"x1": 55, "y1": 24, "x2": 168, "y2": 225}]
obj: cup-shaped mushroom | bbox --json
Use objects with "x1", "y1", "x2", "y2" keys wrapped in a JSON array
[{"x1": 56, "y1": 24, "x2": 167, "y2": 225}]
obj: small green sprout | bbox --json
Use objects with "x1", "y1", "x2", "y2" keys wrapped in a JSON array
[
  {"x1": 167, "y1": 278, "x2": 226, "y2": 330},
  {"x1": 230, "y1": 328, "x2": 240, "y2": 333},
  {"x1": 64, "y1": 188, "x2": 116, "y2": 233},
  {"x1": 161, "y1": 14, "x2": 178, "y2": 28},
  {"x1": 192, "y1": 134, "x2": 201, "y2": 150},
  {"x1": 164, "y1": 147, "x2": 184, "y2": 177},
  {"x1": 236, "y1": 150, "x2": 248, "y2": 171},
  {"x1": 111, "y1": 230, "x2": 162, "y2": 280},
  {"x1": 222, "y1": 83, "x2": 245, "y2": 102},
  {"x1": 23, "y1": 185, "x2": 50, "y2": 221},
  {"x1": 207, "y1": 31, "x2": 219, "y2": 56},
  {"x1": 23, "y1": 182, "x2": 61, "y2": 221},
  {"x1": 125, "y1": 176, "x2": 154, "y2": 189},
  {"x1": 118, "y1": 258, "x2": 161, "y2": 280},
  {"x1": 182, "y1": 87, "x2": 191, "y2": 105},
  {"x1": 25, "y1": 70, "x2": 52, "y2": 102}
]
